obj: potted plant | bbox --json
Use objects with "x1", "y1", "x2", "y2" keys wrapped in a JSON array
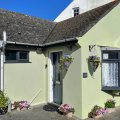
[
  {"x1": 88, "y1": 105, "x2": 108, "y2": 118},
  {"x1": 0, "y1": 91, "x2": 8, "y2": 115},
  {"x1": 60, "y1": 55, "x2": 73, "y2": 70},
  {"x1": 104, "y1": 99, "x2": 116, "y2": 113},
  {"x1": 88, "y1": 55, "x2": 100, "y2": 72},
  {"x1": 12, "y1": 101, "x2": 30, "y2": 110},
  {"x1": 58, "y1": 104, "x2": 75, "y2": 118}
]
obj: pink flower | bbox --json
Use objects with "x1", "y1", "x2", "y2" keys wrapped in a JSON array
[{"x1": 58, "y1": 104, "x2": 75, "y2": 114}]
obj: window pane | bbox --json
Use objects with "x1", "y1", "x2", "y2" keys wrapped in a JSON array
[
  {"x1": 5, "y1": 50, "x2": 17, "y2": 60},
  {"x1": 77, "y1": 9, "x2": 79, "y2": 12},
  {"x1": 103, "y1": 53, "x2": 109, "y2": 59},
  {"x1": 73, "y1": 7, "x2": 79, "y2": 17},
  {"x1": 74, "y1": 9, "x2": 77, "y2": 12},
  {"x1": 103, "y1": 52, "x2": 118, "y2": 60},
  {"x1": 19, "y1": 52, "x2": 28, "y2": 60},
  {"x1": 109, "y1": 52, "x2": 118, "y2": 59},
  {"x1": 102, "y1": 62, "x2": 118, "y2": 87}
]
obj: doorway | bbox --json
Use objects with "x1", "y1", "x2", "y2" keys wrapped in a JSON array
[{"x1": 49, "y1": 51, "x2": 62, "y2": 105}]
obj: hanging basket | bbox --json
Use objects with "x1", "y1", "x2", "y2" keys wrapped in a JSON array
[
  {"x1": 65, "y1": 112, "x2": 73, "y2": 118},
  {"x1": 60, "y1": 55, "x2": 73, "y2": 70},
  {"x1": 89, "y1": 60, "x2": 100, "y2": 72},
  {"x1": 88, "y1": 56, "x2": 100, "y2": 72}
]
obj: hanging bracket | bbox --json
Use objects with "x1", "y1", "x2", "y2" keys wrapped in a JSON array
[{"x1": 89, "y1": 45, "x2": 96, "y2": 52}]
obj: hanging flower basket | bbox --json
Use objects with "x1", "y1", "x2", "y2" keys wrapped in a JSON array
[
  {"x1": 88, "y1": 56, "x2": 100, "y2": 72},
  {"x1": 60, "y1": 55, "x2": 73, "y2": 70}
]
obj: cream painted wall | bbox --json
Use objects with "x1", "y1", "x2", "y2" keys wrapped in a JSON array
[
  {"x1": 4, "y1": 51, "x2": 47, "y2": 105},
  {"x1": 78, "y1": 3, "x2": 120, "y2": 119},
  {"x1": 45, "y1": 45, "x2": 82, "y2": 117},
  {"x1": 54, "y1": 0, "x2": 112, "y2": 22}
]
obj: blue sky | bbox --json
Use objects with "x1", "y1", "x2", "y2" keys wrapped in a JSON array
[{"x1": 0, "y1": 0, "x2": 71, "y2": 21}]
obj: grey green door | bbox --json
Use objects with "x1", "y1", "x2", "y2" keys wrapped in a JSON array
[{"x1": 52, "y1": 52, "x2": 62, "y2": 105}]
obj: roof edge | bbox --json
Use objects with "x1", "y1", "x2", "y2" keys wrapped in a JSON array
[{"x1": 6, "y1": 37, "x2": 78, "y2": 48}]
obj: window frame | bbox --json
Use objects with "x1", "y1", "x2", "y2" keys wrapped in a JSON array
[
  {"x1": 5, "y1": 50, "x2": 29, "y2": 63},
  {"x1": 102, "y1": 50, "x2": 120, "y2": 91},
  {"x1": 73, "y1": 7, "x2": 79, "y2": 17}
]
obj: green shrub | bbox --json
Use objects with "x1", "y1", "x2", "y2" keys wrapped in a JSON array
[
  {"x1": 105, "y1": 99, "x2": 115, "y2": 108},
  {"x1": 0, "y1": 91, "x2": 8, "y2": 107},
  {"x1": 88, "y1": 105, "x2": 102, "y2": 118}
]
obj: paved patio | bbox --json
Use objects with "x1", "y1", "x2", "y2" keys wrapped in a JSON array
[
  {"x1": 0, "y1": 104, "x2": 120, "y2": 120},
  {"x1": 0, "y1": 104, "x2": 80, "y2": 120}
]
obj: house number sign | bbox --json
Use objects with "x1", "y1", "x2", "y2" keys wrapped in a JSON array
[{"x1": 83, "y1": 73, "x2": 88, "y2": 78}]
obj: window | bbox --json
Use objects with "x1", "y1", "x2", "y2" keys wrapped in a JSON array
[
  {"x1": 102, "y1": 51, "x2": 120, "y2": 90},
  {"x1": 73, "y1": 7, "x2": 79, "y2": 17},
  {"x1": 5, "y1": 50, "x2": 29, "y2": 63}
]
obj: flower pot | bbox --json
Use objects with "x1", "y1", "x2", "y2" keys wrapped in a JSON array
[
  {"x1": 0, "y1": 106, "x2": 8, "y2": 115},
  {"x1": 94, "y1": 114, "x2": 103, "y2": 118},
  {"x1": 107, "y1": 108, "x2": 115, "y2": 113},
  {"x1": 65, "y1": 112, "x2": 73, "y2": 118}
]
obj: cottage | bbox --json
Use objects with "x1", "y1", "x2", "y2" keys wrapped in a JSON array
[{"x1": 0, "y1": 0, "x2": 119, "y2": 119}]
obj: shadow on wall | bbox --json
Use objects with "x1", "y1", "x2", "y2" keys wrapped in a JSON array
[
  {"x1": 60, "y1": 42, "x2": 81, "y2": 80},
  {"x1": 102, "y1": 90, "x2": 120, "y2": 98}
]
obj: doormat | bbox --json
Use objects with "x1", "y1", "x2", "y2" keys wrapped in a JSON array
[{"x1": 43, "y1": 104, "x2": 58, "y2": 112}]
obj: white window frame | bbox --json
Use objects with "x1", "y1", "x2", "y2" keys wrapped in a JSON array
[{"x1": 73, "y1": 7, "x2": 80, "y2": 17}]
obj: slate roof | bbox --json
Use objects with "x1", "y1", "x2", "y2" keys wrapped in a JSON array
[
  {"x1": 0, "y1": 10, "x2": 56, "y2": 44},
  {"x1": 44, "y1": 0, "x2": 119, "y2": 44},
  {"x1": 0, "y1": 0, "x2": 119, "y2": 45}
]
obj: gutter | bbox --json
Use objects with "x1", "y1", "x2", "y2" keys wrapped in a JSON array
[
  {"x1": 6, "y1": 37, "x2": 78, "y2": 48},
  {"x1": 6, "y1": 41, "x2": 43, "y2": 47},
  {"x1": 43, "y1": 37, "x2": 77, "y2": 47}
]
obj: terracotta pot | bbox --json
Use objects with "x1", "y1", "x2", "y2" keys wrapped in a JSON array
[
  {"x1": 94, "y1": 114, "x2": 103, "y2": 118},
  {"x1": 107, "y1": 108, "x2": 115, "y2": 113},
  {"x1": 65, "y1": 112, "x2": 73, "y2": 118}
]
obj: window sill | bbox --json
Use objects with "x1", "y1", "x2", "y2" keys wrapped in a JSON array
[
  {"x1": 102, "y1": 87, "x2": 120, "y2": 91},
  {"x1": 4, "y1": 61, "x2": 31, "y2": 64}
]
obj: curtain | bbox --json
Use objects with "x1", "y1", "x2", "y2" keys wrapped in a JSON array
[{"x1": 102, "y1": 63, "x2": 118, "y2": 87}]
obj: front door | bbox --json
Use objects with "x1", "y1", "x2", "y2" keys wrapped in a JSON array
[{"x1": 51, "y1": 52, "x2": 62, "y2": 104}]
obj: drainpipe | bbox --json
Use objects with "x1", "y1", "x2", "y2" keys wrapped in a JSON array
[{"x1": 0, "y1": 31, "x2": 6, "y2": 91}]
